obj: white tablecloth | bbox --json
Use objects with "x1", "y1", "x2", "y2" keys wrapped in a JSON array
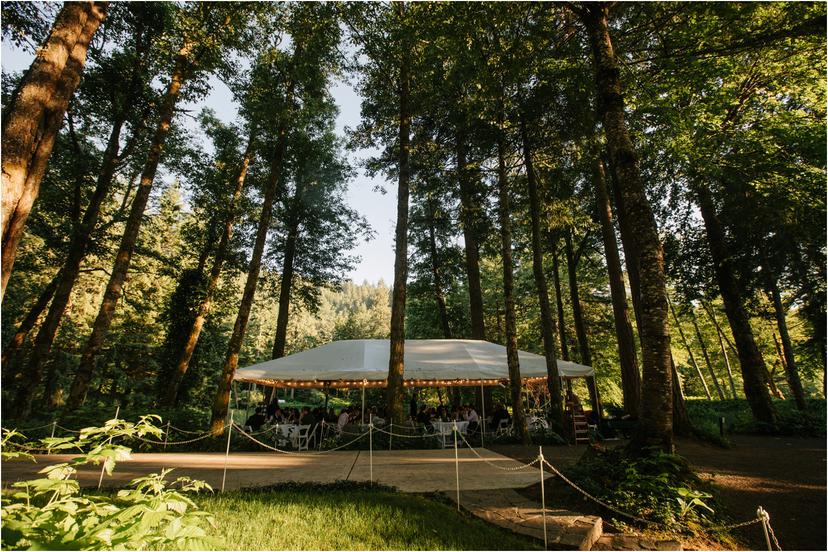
[{"x1": 432, "y1": 420, "x2": 469, "y2": 435}]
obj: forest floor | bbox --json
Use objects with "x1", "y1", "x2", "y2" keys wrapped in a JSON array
[{"x1": 494, "y1": 435, "x2": 827, "y2": 551}]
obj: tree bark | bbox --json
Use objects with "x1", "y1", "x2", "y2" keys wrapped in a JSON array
[
  {"x1": 209, "y1": 118, "x2": 290, "y2": 436},
  {"x1": 551, "y1": 244, "x2": 571, "y2": 361},
  {"x1": 702, "y1": 301, "x2": 738, "y2": 399},
  {"x1": 689, "y1": 307, "x2": 725, "y2": 400},
  {"x1": 386, "y1": 10, "x2": 411, "y2": 425},
  {"x1": 564, "y1": 230, "x2": 602, "y2": 418},
  {"x1": 521, "y1": 119, "x2": 563, "y2": 429},
  {"x1": 66, "y1": 45, "x2": 191, "y2": 409},
  {"x1": 163, "y1": 134, "x2": 254, "y2": 407},
  {"x1": 496, "y1": 108, "x2": 529, "y2": 445},
  {"x1": 271, "y1": 182, "x2": 304, "y2": 360},
  {"x1": 765, "y1": 269, "x2": 806, "y2": 410},
  {"x1": 1, "y1": 272, "x2": 60, "y2": 371},
  {"x1": 581, "y1": 3, "x2": 672, "y2": 451},
  {"x1": 669, "y1": 298, "x2": 711, "y2": 399},
  {"x1": 695, "y1": 182, "x2": 776, "y2": 424},
  {"x1": 13, "y1": 114, "x2": 129, "y2": 418},
  {"x1": 1, "y1": 2, "x2": 107, "y2": 299},
  {"x1": 456, "y1": 127, "x2": 485, "y2": 341},
  {"x1": 593, "y1": 151, "x2": 640, "y2": 416},
  {"x1": 425, "y1": 195, "x2": 451, "y2": 339}
]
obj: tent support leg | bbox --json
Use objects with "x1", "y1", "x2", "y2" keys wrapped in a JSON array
[
  {"x1": 361, "y1": 384, "x2": 366, "y2": 424},
  {"x1": 480, "y1": 383, "x2": 485, "y2": 448}
]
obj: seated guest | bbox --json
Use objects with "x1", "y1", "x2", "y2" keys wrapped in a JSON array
[
  {"x1": 337, "y1": 408, "x2": 350, "y2": 430},
  {"x1": 300, "y1": 406, "x2": 317, "y2": 427},
  {"x1": 437, "y1": 406, "x2": 449, "y2": 422},
  {"x1": 491, "y1": 404, "x2": 510, "y2": 428},
  {"x1": 244, "y1": 407, "x2": 267, "y2": 431},
  {"x1": 266, "y1": 399, "x2": 279, "y2": 421},
  {"x1": 465, "y1": 405, "x2": 480, "y2": 432}
]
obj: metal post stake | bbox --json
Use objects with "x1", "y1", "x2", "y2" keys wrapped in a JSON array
[
  {"x1": 369, "y1": 423, "x2": 373, "y2": 486},
  {"x1": 480, "y1": 383, "x2": 486, "y2": 448},
  {"x1": 221, "y1": 409, "x2": 234, "y2": 493},
  {"x1": 453, "y1": 422, "x2": 460, "y2": 511},
  {"x1": 50, "y1": 420, "x2": 56, "y2": 439},
  {"x1": 164, "y1": 421, "x2": 170, "y2": 450},
  {"x1": 758, "y1": 507, "x2": 771, "y2": 551},
  {"x1": 389, "y1": 420, "x2": 393, "y2": 451},
  {"x1": 539, "y1": 447, "x2": 548, "y2": 550}
]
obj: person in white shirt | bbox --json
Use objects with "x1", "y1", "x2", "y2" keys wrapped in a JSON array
[
  {"x1": 466, "y1": 407, "x2": 479, "y2": 424},
  {"x1": 337, "y1": 408, "x2": 350, "y2": 431}
]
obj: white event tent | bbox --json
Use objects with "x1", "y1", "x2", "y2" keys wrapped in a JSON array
[{"x1": 233, "y1": 338, "x2": 594, "y2": 389}]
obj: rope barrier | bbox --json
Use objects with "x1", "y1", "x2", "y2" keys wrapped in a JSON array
[
  {"x1": 167, "y1": 425, "x2": 206, "y2": 435},
  {"x1": 12, "y1": 422, "x2": 55, "y2": 432},
  {"x1": 766, "y1": 517, "x2": 782, "y2": 551},
  {"x1": 370, "y1": 425, "x2": 436, "y2": 439},
  {"x1": 55, "y1": 425, "x2": 83, "y2": 434},
  {"x1": 133, "y1": 432, "x2": 213, "y2": 446},
  {"x1": 456, "y1": 430, "x2": 542, "y2": 472},
  {"x1": 231, "y1": 423, "x2": 369, "y2": 455}
]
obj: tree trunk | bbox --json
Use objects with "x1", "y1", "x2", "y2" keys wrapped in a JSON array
[
  {"x1": 671, "y1": 356, "x2": 692, "y2": 435},
  {"x1": 1, "y1": 272, "x2": 60, "y2": 371},
  {"x1": 426, "y1": 196, "x2": 451, "y2": 339},
  {"x1": 496, "y1": 107, "x2": 528, "y2": 445},
  {"x1": 702, "y1": 301, "x2": 739, "y2": 399},
  {"x1": 66, "y1": 46, "x2": 191, "y2": 409},
  {"x1": 695, "y1": 183, "x2": 776, "y2": 425},
  {"x1": 13, "y1": 116, "x2": 127, "y2": 418},
  {"x1": 581, "y1": 3, "x2": 672, "y2": 451},
  {"x1": 163, "y1": 134, "x2": 254, "y2": 407},
  {"x1": 564, "y1": 230, "x2": 602, "y2": 418},
  {"x1": 271, "y1": 185, "x2": 304, "y2": 360},
  {"x1": 690, "y1": 308, "x2": 725, "y2": 400},
  {"x1": 551, "y1": 244, "x2": 571, "y2": 361},
  {"x1": 1, "y1": 2, "x2": 107, "y2": 299},
  {"x1": 386, "y1": 11, "x2": 411, "y2": 426},
  {"x1": 593, "y1": 150, "x2": 640, "y2": 416},
  {"x1": 765, "y1": 269, "x2": 806, "y2": 411},
  {"x1": 669, "y1": 298, "x2": 711, "y2": 399},
  {"x1": 456, "y1": 128, "x2": 486, "y2": 341},
  {"x1": 521, "y1": 118, "x2": 563, "y2": 429},
  {"x1": 209, "y1": 117, "x2": 290, "y2": 436}
]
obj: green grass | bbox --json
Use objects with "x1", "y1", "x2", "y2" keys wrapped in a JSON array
[{"x1": 183, "y1": 482, "x2": 541, "y2": 550}]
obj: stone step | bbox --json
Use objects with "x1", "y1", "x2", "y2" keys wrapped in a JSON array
[
  {"x1": 445, "y1": 488, "x2": 602, "y2": 550},
  {"x1": 591, "y1": 533, "x2": 682, "y2": 551}
]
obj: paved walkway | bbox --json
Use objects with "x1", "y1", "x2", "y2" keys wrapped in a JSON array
[{"x1": 1, "y1": 448, "x2": 549, "y2": 492}]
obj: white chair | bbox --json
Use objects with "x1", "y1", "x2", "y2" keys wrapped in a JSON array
[
  {"x1": 495, "y1": 419, "x2": 511, "y2": 436},
  {"x1": 293, "y1": 424, "x2": 312, "y2": 451}
]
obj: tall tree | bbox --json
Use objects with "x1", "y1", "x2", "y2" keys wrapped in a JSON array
[
  {"x1": 1, "y1": 1, "x2": 107, "y2": 299},
  {"x1": 576, "y1": 2, "x2": 673, "y2": 451}
]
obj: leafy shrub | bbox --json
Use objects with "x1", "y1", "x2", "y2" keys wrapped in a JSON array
[
  {"x1": 686, "y1": 398, "x2": 826, "y2": 437},
  {"x1": 565, "y1": 445, "x2": 722, "y2": 531},
  {"x1": 1, "y1": 416, "x2": 219, "y2": 550}
]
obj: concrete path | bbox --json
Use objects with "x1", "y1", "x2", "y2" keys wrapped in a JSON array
[{"x1": 1, "y1": 448, "x2": 548, "y2": 492}]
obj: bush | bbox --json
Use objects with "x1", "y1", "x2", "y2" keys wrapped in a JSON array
[
  {"x1": 1, "y1": 416, "x2": 218, "y2": 550},
  {"x1": 686, "y1": 398, "x2": 826, "y2": 437}
]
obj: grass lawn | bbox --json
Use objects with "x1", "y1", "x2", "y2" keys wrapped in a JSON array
[{"x1": 189, "y1": 483, "x2": 541, "y2": 550}]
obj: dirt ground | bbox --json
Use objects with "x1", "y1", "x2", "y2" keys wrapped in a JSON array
[
  {"x1": 677, "y1": 435, "x2": 826, "y2": 551},
  {"x1": 498, "y1": 436, "x2": 826, "y2": 551}
]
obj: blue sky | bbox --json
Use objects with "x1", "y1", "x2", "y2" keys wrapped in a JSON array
[{"x1": 1, "y1": 38, "x2": 397, "y2": 284}]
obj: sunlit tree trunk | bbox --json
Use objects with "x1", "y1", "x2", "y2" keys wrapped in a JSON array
[
  {"x1": 690, "y1": 307, "x2": 725, "y2": 400},
  {"x1": 66, "y1": 46, "x2": 192, "y2": 409},
  {"x1": 521, "y1": 119, "x2": 563, "y2": 429},
  {"x1": 551, "y1": 244, "x2": 571, "y2": 361},
  {"x1": 1, "y1": 2, "x2": 107, "y2": 299},
  {"x1": 163, "y1": 135, "x2": 254, "y2": 407},
  {"x1": 386, "y1": 12, "x2": 411, "y2": 425},
  {"x1": 764, "y1": 268, "x2": 806, "y2": 410},
  {"x1": 581, "y1": 2, "x2": 672, "y2": 451},
  {"x1": 593, "y1": 152, "x2": 640, "y2": 416},
  {"x1": 702, "y1": 301, "x2": 739, "y2": 399},
  {"x1": 209, "y1": 119, "x2": 290, "y2": 436},
  {"x1": 695, "y1": 183, "x2": 776, "y2": 424},
  {"x1": 669, "y1": 298, "x2": 711, "y2": 399},
  {"x1": 496, "y1": 104, "x2": 528, "y2": 445}
]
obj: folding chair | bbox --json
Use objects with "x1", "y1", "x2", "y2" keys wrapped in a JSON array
[{"x1": 293, "y1": 424, "x2": 312, "y2": 451}]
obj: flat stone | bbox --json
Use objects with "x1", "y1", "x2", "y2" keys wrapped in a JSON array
[
  {"x1": 592, "y1": 534, "x2": 683, "y2": 551},
  {"x1": 446, "y1": 488, "x2": 603, "y2": 550}
]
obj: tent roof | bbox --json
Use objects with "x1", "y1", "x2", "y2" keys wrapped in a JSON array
[{"x1": 234, "y1": 339, "x2": 594, "y2": 388}]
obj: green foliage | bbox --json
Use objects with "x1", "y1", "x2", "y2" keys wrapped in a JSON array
[
  {"x1": 686, "y1": 398, "x2": 827, "y2": 437},
  {"x1": 1, "y1": 417, "x2": 218, "y2": 550},
  {"x1": 566, "y1": 446, "x2": 722, "y2": 530}
]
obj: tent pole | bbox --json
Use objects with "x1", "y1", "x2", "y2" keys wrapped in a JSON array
[
  {"x1": 361, "y1": 382, "x2": 366, "y2": 424},
  {"x1": 480, "y1": 383, "x2": 485, "y2": 448}
]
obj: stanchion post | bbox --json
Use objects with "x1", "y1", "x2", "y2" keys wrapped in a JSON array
[
  {"x1": 539, "y1": 446, "x2": 548, "y2": 550},
  {"x1": 221, "y1": 410, "x2": 234, "y2": 493},
  {"x1": 758, "y1": 507, "x2": 771, "y2": 551},
  {"x1": 480, "y1": 383, "x2": 485, "y2": 448},
  {"x1": 389, "y1": 421, "x2": 393, "y2": 451},
  {"x1": 453, "y1": 422, "x2": 460, "y2": 511},
  {"x1": 369, "y1": 423, "x2": 373, "y2": 487},
  {"x1": 50, "y1": 420, "x2": 56, "y2": 439},
  {"x1": 163, "y1": 421, "x2": 170, "y2": 451}
]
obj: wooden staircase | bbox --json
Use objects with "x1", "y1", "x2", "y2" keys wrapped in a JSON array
[{"x1": 572, "y1": 412, "x2": 590, "y2": 445}]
